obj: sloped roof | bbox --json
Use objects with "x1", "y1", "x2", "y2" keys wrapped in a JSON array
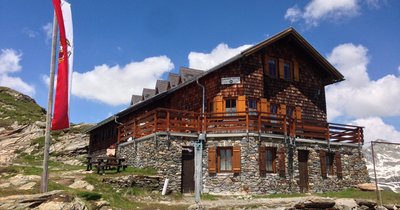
[
  {"x1": 130, "y1": 95, "x2": 142, "y2": 105},
  {"x1": 180, "y1": 67, "x2": 203, "y2": 83},
  {"x1": 142, "y1": 88, "x2": 156, "y2": 100},
  {"x1": 168, "y1": 73, "x2": 181, "y2": 88},
  {"x1": 88, "y1": 27, "x2": 344, "y2": 132},
  {"x1": 155, "y1": 80, "x2": 170, "y2": 94}
]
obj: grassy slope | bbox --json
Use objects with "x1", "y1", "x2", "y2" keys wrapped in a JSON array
[{"x1": 0, "y1": 86, "x2": 45, "y2": 127}]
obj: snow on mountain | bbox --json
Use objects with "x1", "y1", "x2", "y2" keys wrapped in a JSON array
[{"x1": 363, "y1": 139, "x2": 400, "y2": 192}]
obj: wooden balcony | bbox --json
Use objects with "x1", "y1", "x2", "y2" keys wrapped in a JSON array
[{"x1": 117, "y1": 108, "x2": 363, "y2": 145}]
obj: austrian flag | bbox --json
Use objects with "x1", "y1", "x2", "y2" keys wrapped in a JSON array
[{"x1": 51, "y1": 0, "x2": 73, "y2": 130}]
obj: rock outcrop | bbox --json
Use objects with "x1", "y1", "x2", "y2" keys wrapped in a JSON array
[{"x1": 0, "y1": 190, "x2": 87, "y2": 210}]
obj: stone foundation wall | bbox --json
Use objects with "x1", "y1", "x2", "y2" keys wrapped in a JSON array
[
  {"x1": 118, "y1": 135, "x2": 196, "y2": 192},
  {"x1": 118, "y1": 134, "x2": 369, "y2": 194}
]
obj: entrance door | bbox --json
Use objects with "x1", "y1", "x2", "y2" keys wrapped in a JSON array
[
  {"x1": 181, "y1": 147, "x2": 194, "y2": 193},
  {"x1": 298, "y1": 150, "x2": 309, "y2": 193}
]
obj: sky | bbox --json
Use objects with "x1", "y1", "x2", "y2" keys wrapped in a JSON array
[{"x1": 0, "y1": 0, "x2": 399, "y2": 143}]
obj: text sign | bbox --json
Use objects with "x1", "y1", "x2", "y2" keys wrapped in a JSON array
[{"x1": 221, "y1": 77, "x2": 240, "y2": 85}]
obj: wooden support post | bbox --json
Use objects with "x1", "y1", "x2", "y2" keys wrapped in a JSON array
[
  {"x1": 166, "y1": 111, "x2": 170, "y2": 132},
  {"x1": 258, "y1": 112, "x2": 261, "y2": 133},
  {"x1": 154, "y1": 112, "x2": 158, "y2": 132},
  {"x1": 245, "y1": 112, "x2": 249, "y2": 133}
]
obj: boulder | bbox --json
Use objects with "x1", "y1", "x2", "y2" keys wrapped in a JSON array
[
  {"x1": 69, "y1": 179, "x2": 94, "y2": 191},
  {"x1": 334, "y1": 198, "x2": 358, "y2": 209},
  {"x1": 357, "y1": 183, "x2": 383, "y2": 191},
  {"x1": 0, "y1": 190, "x2": 87, "y2": 210},
  {"x1": 294, "y1": 197, "x2": 336, "y2": 209}
]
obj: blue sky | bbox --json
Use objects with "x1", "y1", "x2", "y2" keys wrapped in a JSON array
[{"x1": 0, "y1": 0, "x2": 399, "y2": 143}]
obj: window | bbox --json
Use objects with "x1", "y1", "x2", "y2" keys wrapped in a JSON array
[
  {"x1": 259, "y1": 147, "x2": 283, "y2": 176},
  {"x1": 325, "y1": 153, "x2": 334, "y2": 176},
  {"x1": 284, "y1": 61, "x2": 292, "y2": 80},
  {"x1": 270, "y1": 104, "x2": 278, "y2": 114},
  {"x1": 268, "y1": 58, "x2": 278, "y2": 78},
  {"x1": 265, "y1": 147, "x2": 277, "y2": 172},
  {"x1": 320, "y1": 150, "x2": 336, "y2": 178},
  {"x1": 218, "y1": 147, "x2": 232, "y2": 172},
  {"x1": 225, "y1": 98, "x2": 237, "y2": 115},
  {"x1": 286, "y1": 106, "x2": 294, "y2": 118},
  {"x1": 247, "y1": 98, "x2": 257, "y2": 115},
  {"x1": 208, "y1": 101, "x2": 213, "y2": 113},
  {"x1": 208, "y1": 146, "x2": 241, "y2": 174}
]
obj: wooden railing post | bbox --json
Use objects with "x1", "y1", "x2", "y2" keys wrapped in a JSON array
[
  {"x1": 283, "y1": 115, "x2": 287, "y2": 136},
  {"x1": 246, "y1": 112, "x2": 249, "y2": 133},
  {"x1": 154, "y1": 111, "x2": 158, "y2": 133},
  {"x1": 258, "y1": 112, "x2": 261, "y2": 133},
  {"x1": 133, "y1": 119, "x2": 137, "y2": 138},
  {"x1": 166, "y1": 111, "x2": 170, "y2": 132},
  {"x1": 117, "y1": 125, "x2": 121, "y2": 144},
  {"x1": 203, "y1": 114, "x2": 207, "y2": 133},
  {"x1": 326, "y1": 123, "x2": 330, "y2": 144}
]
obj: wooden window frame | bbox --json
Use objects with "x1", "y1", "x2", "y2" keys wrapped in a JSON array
[
  {"x1": 268, "y1": 58, "x2": 278, "y2": 78},
  {"x1": 225, "y1": 98, "x2": 237, "y2": 115},
  {"x1": 265, "y1": 147, "x2": 277, "y2": 173},
  {"x1": 247, "y1": 98, "x2": 258, "y2": 115},
  {"x1": 283, "y1": 61, "x2": 293, "y2": 80},
  {"x1": 326, "y1": 152, "x2": 335, "y2": 176},
  {"x1": 217, "y1": 147, "x2": 233, "y2": 173}
]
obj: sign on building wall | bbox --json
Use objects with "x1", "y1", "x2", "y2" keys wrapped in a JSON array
[{"x1": 221, "y1": 77, "x2": 240, "y2": 85}]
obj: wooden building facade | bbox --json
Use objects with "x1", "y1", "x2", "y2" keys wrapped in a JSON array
[{"x1": 88, "y1": 28, "x2": 369, "y2": 194}]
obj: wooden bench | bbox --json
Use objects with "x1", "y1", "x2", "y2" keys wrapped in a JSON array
[{"x1": 96, "y1": 157, "x2": 127, "y2": 175}]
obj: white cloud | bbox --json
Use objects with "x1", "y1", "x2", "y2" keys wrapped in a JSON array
[
  {"x1": 188, "y1": 43, "x2": 252, "y2": 70},
  {"x1": 0, "y1": 49, "x2": 35, "y2": 96},
  {"x1": 285, "y1": 0, "x2": 359, "y2": 27},
  {"x1": 352, "y1": 117, "x2": 400, "y2": 144},
  {"x1": 71, "y1": 56, "x2": 174, "y2": 106},
  {"x1": 42, "y1": 22, "x2": 53, "y2": 40},
  {"x1": 22, "y1": 27, "x2": 38, "y2": 38},
  {"x1": 0, "y1": 49, "x2": 22, "y2": 74},
  {"x1": 326, "y1": 43, "x2": 400, "y2": 120}
]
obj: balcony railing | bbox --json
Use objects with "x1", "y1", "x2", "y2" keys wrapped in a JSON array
[{"x1": 117, "y1": 108, "x2": 363, "y2": 145}]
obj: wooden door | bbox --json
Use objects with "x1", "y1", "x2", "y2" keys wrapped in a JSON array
[
  {"x1": 181, "y1": 147, "x2": 194, "y2": 193},
  {"x1": 298, "y1": 150, "x2": 309, "y2": 193}
]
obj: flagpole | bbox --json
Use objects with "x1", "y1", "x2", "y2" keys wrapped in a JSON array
[{"x1": 40, "y1": 13, "x2": 58, "y2": 193}]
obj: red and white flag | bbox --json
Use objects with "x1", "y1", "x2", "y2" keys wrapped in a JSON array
[{"x1": 51, "y1": 0, "x2": 73, "y2": 130}]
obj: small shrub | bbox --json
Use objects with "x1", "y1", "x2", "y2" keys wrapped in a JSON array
[{"x1": 78, "y1": 191, "x2": 102, "y2": 201}]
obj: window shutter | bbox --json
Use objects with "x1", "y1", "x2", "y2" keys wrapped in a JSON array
[
  {"x1": 237, "y1": 95, "x2": 246, "y2": 115},
  {"x1": 259, "y1": 98, "x2": 268, "y2": 113},
  {"x1": 279, "y1": 104, "x2": 287, "y2": 116},
  {"x1": 232, "y1": 146, "x2": 241, "y2": 174},
  {"x1": 208, "y1": 147, "x2": 217, "y2": 174},
  {"x1": 278, "y1": 147, "x2": 286, "y2": 177},
  {"x1": 213, "y1": 96, "x2": 223, "y2": 113},
  {"x1": 259, "y1": 146, "x2": 266, "y2": 176},
  {"x1": 293, "y1": 60, "x2": 299, "y2": 81},
  {"x1": 335, "y1": 151, "x2": 343, "y2": 179},
  {"x1": 295, "y1": 106, "x2": 302, "y2": 121},
  {"x1": 320, "y1": 150, "x2": 327, "y2": 178},
  {"x1": 279, "y1": 58, "x2": 285, "y2": 79}
]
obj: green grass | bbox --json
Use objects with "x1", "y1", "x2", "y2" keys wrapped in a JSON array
[
  {"x1": 255, "y1": 192, "x2": 306, "y2": 199},
  {"x1": 0, "y1": 87, "x2": 45, "y2": 127},
  {"x1": 201, "y1": 193, "x2": 218, "y2": 200},
  {"x1": 318, "y1": 188, "x2": 400, "y2": 205},
  {"x1": 78, "y1": 191, "x2": 102, "y2": 201}
]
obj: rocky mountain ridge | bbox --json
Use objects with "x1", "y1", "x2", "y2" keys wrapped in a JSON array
[{"x1": 363, "y1": 140, "x2": 400, "y2": 192}]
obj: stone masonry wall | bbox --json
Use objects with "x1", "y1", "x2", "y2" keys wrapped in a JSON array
[
  {"x1": 203, "y1": 137, "x2": 369, "y2": 195},
  {"x1": 119, "y1": 134, "x2": 369, "y2": 194},
  {"x1": 118, "y1": 135, "x2": 196, "y2": 192}
]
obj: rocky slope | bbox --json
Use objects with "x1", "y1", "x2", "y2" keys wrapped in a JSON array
[
  {"x1": 363, "y1": 140, "x2": 400, "y2": 192},
  {"x1": 0, "y1": 86, "x2": 92, "y2": 166}
]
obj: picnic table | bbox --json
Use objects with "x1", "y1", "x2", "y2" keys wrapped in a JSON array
[{"x1": 86, "y1": 156, "x2": 127, "y2": 174}]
